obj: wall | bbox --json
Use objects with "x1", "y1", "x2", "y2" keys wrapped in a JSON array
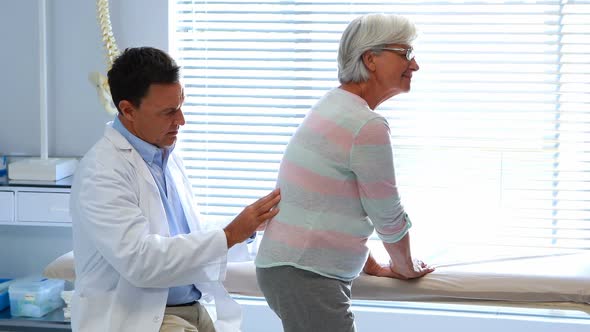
[
  {"x1": 0, "y1": 225, "x2": 72, "y2": 278},
  {"x1": 0, "y1": 0, "x2": 168, "y2": 278},
  {"x1": 53, "y1": 0, "x2": 168, "y2": 158},
  {"x1": 0, "y1": 1, "x2": 41, "y2": 156},
  {"x1": 0, "y1": 0, "x2": 168, "y2": 158}
]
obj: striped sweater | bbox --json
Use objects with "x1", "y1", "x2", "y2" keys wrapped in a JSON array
[{"x1": 255, "y1": 88, "x2": 411, "y2": 281}]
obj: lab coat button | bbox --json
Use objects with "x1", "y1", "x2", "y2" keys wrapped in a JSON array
[{"x1": 153, "y1": 316, "x2": 160, "y2": 323}]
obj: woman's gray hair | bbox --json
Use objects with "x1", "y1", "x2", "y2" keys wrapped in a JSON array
[{"x1": 337, "y1": 13, "x2": 417, "y2": 84}]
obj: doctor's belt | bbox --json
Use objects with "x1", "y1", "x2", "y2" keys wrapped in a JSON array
[{"x1": 166, "y1": 300, "x2": 199, "y2": 307}]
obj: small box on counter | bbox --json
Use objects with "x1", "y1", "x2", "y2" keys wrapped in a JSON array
[{"x1": 8, "y1": 277, "x2": 65, "y2": 317}]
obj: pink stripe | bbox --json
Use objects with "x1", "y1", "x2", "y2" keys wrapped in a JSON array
[
  {"x1": 281, "y1": 159, "x2": 359, "y2": 198},
  {"x1": 266, "y1": 219, "x2": 367, "y2": 253},
  {"x1": 305, "y1": 112, "x2": 353, "y2": 150},
  {"x1": 357, "y1": 181, "x2": 399, "y2": 199},
  {"x1": 354, "y1": 120, "x2": 391, "y2": 145}
]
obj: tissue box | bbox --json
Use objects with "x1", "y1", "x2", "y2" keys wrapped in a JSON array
[
  {"x1": 0, "y1": 278, "x2": 12, "y2": 311},
  {"x1": 9, "y1": 277, "x2": 65, "y2": 317}
]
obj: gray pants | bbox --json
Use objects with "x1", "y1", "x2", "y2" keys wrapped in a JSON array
[{"x1": 256, "y1": 265, "x2": 356, "y2": 332}]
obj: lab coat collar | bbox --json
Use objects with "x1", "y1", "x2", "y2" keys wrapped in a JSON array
[
  {"x1": 103, "y1": 122, "x2": 161, "y2": 202},
  {"x1": 104, "y1": 121, "x2": 133, "y2": 150},
  {"x1": 112, "y1": 116, "x2": 170, "y2": 168}
]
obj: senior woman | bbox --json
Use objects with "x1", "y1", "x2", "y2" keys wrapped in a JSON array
[{"x1": 255, "y1": 13, "x2": 434, "y2": 332}]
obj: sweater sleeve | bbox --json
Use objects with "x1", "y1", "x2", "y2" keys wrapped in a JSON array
[{"x1": 350, "y1": 116, "x2": 411, "y2": 243}]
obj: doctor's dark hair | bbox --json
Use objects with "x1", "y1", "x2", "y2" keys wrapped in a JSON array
[{"x1": 108, "y1": 47, "x2": 180, "y2": 113}]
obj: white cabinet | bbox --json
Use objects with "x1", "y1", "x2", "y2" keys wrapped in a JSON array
[
  {"x1": 0, "y1": 191, "x2": 14, "y2": 222},
  {"x1": 0, "y1": 185, "x2": 71, "y2": 226},
  {"x1": 17, "y1": 191, "x2": 71, "y2": 223}
]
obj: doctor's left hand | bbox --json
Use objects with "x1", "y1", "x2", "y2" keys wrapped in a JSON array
[{"x1": 223, "y1": 188, "x2": 280, "y2": 248}]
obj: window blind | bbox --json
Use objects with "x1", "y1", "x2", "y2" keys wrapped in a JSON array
[{"x1": 170, "y1": 0, "x2": 590, "y2": 251}]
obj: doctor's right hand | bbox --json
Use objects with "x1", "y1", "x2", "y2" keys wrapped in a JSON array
[{"x1": 223, "y1": 188, "x2": 280, "y2": 248}]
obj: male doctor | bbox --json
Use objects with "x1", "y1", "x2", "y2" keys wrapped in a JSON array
[{"x1": 70, "y1": 47, "x2": 280, "y2": 332}]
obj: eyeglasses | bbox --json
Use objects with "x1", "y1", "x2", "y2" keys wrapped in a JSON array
[{"x1": 379, "y1": 47, "x2": 415, "y2": 61}]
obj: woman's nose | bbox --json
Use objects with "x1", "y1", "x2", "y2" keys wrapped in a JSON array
[{"x1": 410, "y1": 58, "x2": 419, "y2": 71}]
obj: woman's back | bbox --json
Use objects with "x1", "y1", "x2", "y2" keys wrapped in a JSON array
[{"x1": 256, "y1": 88, "x2": 409, "y2": 281}]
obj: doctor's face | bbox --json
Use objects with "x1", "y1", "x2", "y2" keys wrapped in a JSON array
[{"x1": 123, "y1": 82, "x2": 186, "y2": 148}]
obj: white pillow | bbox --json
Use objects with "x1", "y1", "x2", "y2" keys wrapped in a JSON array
[{"x1": 43, "y1": 251, "x2": 75, "y2": 282}]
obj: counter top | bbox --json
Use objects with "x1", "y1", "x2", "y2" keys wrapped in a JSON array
[
  {"x1": 0, "y1": 307, "x2": 70, "y2": 331},
  {"x1": 0, "y1": 176, "x2": 73, "y2": 188}
]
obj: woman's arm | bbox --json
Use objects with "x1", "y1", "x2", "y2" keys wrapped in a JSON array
[
  {"x1": 383, "y1": 232, "x2": 434, "y2": 279},
  {"x1": 352, "y1": 117, "x2": 433, "y2": 279}
]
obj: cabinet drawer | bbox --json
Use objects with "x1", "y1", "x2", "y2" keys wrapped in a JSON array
[
  {"x1": 0, "y1": 191, "x2": 15, "y2": 222},
  {"x1": 17, "y1": 192, "x2": 71, "y2": 223}
]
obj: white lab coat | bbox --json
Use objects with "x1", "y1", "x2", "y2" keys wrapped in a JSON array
[{"x1": 70, "y1": 123, "x2": 242, "y2": 332}]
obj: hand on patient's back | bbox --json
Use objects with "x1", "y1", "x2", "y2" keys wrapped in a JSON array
[{"x1": 223, "y1": 188, "x2": 280, "y2": 248}]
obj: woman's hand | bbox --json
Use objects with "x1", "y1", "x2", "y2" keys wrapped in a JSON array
[
  {"x1": 387, "y1": 259, "x2": 434, "y2": 280},
  {"x1": 363, "y1": 254, "x2": 394, "y2": 277},
  {"x1": 363, "y1": 252, "x2": 434, "y2": 279}
]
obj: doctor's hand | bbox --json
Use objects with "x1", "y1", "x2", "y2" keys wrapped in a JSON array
[{"x1": 223, "y1": 188, "x2": 280, "y2": 248}]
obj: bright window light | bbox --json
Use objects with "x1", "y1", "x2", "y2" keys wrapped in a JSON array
[{"x1": 170, "y1": 0, "x2": 590, "y2": 261}]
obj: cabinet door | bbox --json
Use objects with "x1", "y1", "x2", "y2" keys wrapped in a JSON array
[
  {"x1": 0, "y1": 191, "x2": 15, "y2": 222},
  {"x1": 17, "y1": 192, "x2": 71, "y2": 223}
]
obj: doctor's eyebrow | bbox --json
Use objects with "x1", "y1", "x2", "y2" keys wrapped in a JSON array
[
  {"x1": 160, "y1": 93, "x2": 185, "y2": 114},
  {"x1": 164, "y1": 99, "x2": 184, "y2": 113},
  {"x1": 162, "y1": 106, "x2": 181, "y2": 115}
]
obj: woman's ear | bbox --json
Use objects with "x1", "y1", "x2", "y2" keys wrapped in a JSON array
[{"x1": 361, "y1": 50, "x2": 377, "y2": 72}]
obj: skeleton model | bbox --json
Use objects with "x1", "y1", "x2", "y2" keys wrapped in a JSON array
[{"x1": 89, "y1": 0, "x2": 119, "y2": 115}]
